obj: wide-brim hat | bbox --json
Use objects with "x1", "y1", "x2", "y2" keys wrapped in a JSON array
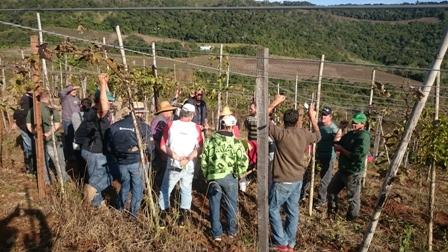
[
  {"x1": 155, "y1": 101, "x2": 177, "y2": 115},
  {"x1": 66, "y1": 85, "x2": 80, "y2": 94},
  {"x1": 220, "y1": 106, "x2": 233, "y2": 116}
]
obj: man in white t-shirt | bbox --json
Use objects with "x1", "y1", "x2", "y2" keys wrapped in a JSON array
[{"x1": 158, "y1": 103, "x2": 203, "y2": 228}]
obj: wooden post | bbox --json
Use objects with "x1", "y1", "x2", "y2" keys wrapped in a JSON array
[
  {"x1": 360, "y1": 28, "x2": 448, "y2": 252},
  {"x1": 380, "y1": 124, "x2": 391, "y2": 165},
  {"x1": 82, "y1": 76, "x2": 87, "y2": 99},
  {"x1": 21, "y1": 50, "x2": 25, "y2": 59},
  {"x1": 36, "y1": 13, "x2": 49, "y2": 88},
  {"x1": 1, "y1": 58, "x2": 6, "y2": 92},
  {"x1": 428, "y1": 71, "x2": 440, "y2": 251},
  {"x1": 116, "y1": 25, "x2": 157, "y2": 222},
  {"x1": 30, "y1": 35, "x2": 46, "y2": 199},
  {"x1": 216, "y1": 44, "x2": 223, "y2": 131},
  {"x1": 363, "y1": 69, "x2": 376, "y2": 186},
  {"x1": 277, "y1": 83, "x2": 280, "y2": 95},
  {"x1": 309, "y1": 54, "x2": 325, "y2": 216},
  {"x1": 64, "y1": 54, "x2": 69, "y2": 86},
  {"x1": 294, "y1": 73, "x2": 298, "y2": 110},
  {"x1": 151, "y1": 42, "x2": 159, "y2": 112},
  {"x1": 372, "y1": 115, "x2": 383, "y2": 158},
  {"x1": 256, "y1": 48, "x2": 269, "y2": 252},
  {"x1": 102, "y1": 37, "x2": 110, "y2": 71},
  {"x1": 225, "y1": 64, "x2": 230, "y2": 105},
  {"x1": 59, "y1": 62, "x2": 63, "y2": 90},
  {"x1": 173, "y1": 64, "x2": 177, "y2": 82}
]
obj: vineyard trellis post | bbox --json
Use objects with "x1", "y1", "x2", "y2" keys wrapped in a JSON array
[
  {"x1": 372, "y1": 115, "x2": 382, "y2": 158},
  {"x1": 102, "y1": 37, "x2": 110, "y2": 71},
  {"x1": 36, "y1": 13, "x2": 65, "y2": 194},
  {"x1": 225, "y1": 64, "x2": 230, "y2": 105},
  {"x1": 151, "y1": 41, "x2": 159, "y2": 113},
  {"x1": 428, "y1": 71, "x2": 441, "y2": 251},
  {"x1": 116, "y1": 25, "x2": 157, "y2": 223},
  {"x1": 216, "y1": 43, "x2": 223, "y2": 131},
  {"x1": 36, "y1": 13, "x2": 49, "y2": 88},
  {"x1": 294, "y1": 73, "x2": 298, "y2": 110},
  {"x1": 1, "y1": 57, "x2": 6, "y2": 92},
  {"x1": 256, "y1": 47, "x2": 269, "y2": 252},
  {"x1": 21, "y1": 49, "x2": 25, "y2": 60},
  {"x1": 360, "y1": 28, "x2": 448, "y2": 252},
  {"x1": 58, "y1": 61, "x2": 63, "y2": 90},
  {"x1": 363, "y1": 69, "x2": 376, "y2": 186},
  {"x1": 30, "y1": 35, "x2": 47, "y2": 199},
  {"x1": 308, "y1": 54, "x2": 325, "y2": 216}
]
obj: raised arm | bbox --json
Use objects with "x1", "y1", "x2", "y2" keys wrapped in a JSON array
[{"x1": 97, "y1": 73, "x2": 110, "y2": 118}]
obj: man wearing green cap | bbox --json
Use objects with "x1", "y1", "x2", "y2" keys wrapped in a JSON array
[{"x1": 327, "y1": 112, "x2": 370, "y2": 221}]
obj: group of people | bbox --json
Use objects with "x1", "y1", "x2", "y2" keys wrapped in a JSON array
[{"x1": 13, "y1": 73, "x2": 371, "y2": 251}]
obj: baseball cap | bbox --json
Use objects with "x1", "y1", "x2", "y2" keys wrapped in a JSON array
[
  {"x1": 321, "y1": 106, "x2": 332, "y2": 116},
  {"x1": 182, "y1": 103, "x2": 196, "y2": 113},
  {"x1": 222, "y1": 115, "x2": 237, "y2": 126},
  {"x1": 352, "y1": 112, "x2": 367, "y2": 124}
]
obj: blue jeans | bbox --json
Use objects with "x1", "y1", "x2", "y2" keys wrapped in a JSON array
[
  {"x1": 269, "y1": 181, "x2": 302, "y2": 248},
  {"x1": 207, "y1": 174, "x2": 238, "y2": 238},
  {"x1": 81, "y1": 149, "x2": 113, "y2": 207},
  {"x1": 20, "y1": 129, "x2": 34, "y2": 172},
  {"x1": 118, "y1": 162, "x2": 144, "y2": 217},
  {"x1": 44, "y1": 141, "x2": 70, "y2": 184},
  {"x1": 158, "y1": 158, "x2": 195, "y2": 211}
]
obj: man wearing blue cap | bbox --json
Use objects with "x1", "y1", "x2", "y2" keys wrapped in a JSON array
[{"x1": 327, "y1": 112, "x2": 370, "y2": 221}]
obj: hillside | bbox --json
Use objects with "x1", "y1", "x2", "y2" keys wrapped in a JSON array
[{"x1": 0, "y1": 0, "x2": 447, "y2": 72}]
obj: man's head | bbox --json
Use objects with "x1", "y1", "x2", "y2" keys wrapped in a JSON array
[
  {"x1": 283, "y1": 109, "x2": 299, "y2": 128},
  {"x1": 351, "y1": 112, "x2": 367, "y2": 131},
  {"x1": 249, "y1": 102, "x2": 256, "y2": 115},
  {"x1": 80, "y1": 98, "x2": 92, "y2": 112},
  {"x1": 222, "y1": 115, "x2": 237, "y2": 132},
  {"x1": 320, "y1": 106, "x2": 333, "y2": 125},
  {"x1": 39, "y1": 90, "x2": 50, "y2": 103},
  {"x1": 132, "y1": 102, "x2": 148, "y2": 118},
  {"x1": 195, "y1": 90, "x2": 204, "y2": 101},
  {"x1": 179, "y1": 103, "x2": 196, "y2": 120},
  {"x1": 155, "y1": 101, "x2": 176, "y2": 119},
  {"x1": 66, "y1": 85, "x2": 80, "y2": 97}
]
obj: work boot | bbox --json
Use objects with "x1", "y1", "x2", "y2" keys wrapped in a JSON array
[
  {"x1": 158, "y1": 209, "x2": 168, "y2": 229},
  {"x1": 83, "y1": 184, "x2": 97, "y2": 207},
  {"x1": 178, "y1": 209, "x2": 190, "y2": 227}
]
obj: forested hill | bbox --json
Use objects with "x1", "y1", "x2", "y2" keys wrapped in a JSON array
[{"x1": 0, "y1": 0, "x2": 447, "y2": 69}]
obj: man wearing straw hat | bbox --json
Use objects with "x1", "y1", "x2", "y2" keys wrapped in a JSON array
[
  {"x1": 150, "y1": 100, "x2": 177, "y2": 189},
  {"x1": 109, "y1": 102, "x2": 152, "y2": 218}
]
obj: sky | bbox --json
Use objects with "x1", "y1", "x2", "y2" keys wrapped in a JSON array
[{"x1": 277, "y1": 0, "x2": 443, "y2": 5}]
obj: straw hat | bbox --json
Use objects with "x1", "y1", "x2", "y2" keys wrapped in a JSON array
[
  {"x1": 221, "y1": 106, "x2": 233, "y2": 116},
  {"x1": 155, "y1": 101, "x2": 177, "y2": 115},
  {"x1": 132, "y1": 102, "x2": 149, "y2": 113}
]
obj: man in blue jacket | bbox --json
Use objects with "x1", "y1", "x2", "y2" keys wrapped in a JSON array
[{"x1": 109, "y1": 102, "x2": 152, "y2": 217}]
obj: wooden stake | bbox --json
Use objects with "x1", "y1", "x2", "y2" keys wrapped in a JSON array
[
  {"x1": 225, "y1": 64, "x2": 230, "y2": 105},
  {"x1": 309, "y1": 54, "x2": 325, "y2": 216},
  {"x1": 116, "y1": 25, "x2": 157, "y2": 223},
  {"x1": 372, "y1": 115, "x2": 383, "y2": 158},
  {"x1": 102, "y1": 37, "x2": 110, "y2": 71},
  {"x1": 360, "y1": 28, "x2": 448, "y2": 252},
  {"x1": 152, "y1": 42, "x2": 159, "y2": 112},
  {"x1": 256, "y1": 48, "x2": 269, "y2": 252},
  {"x1": 21, "y1": 49, "x2": 25, "y2": 59},
  {"x1": 36, "y1": 13, "x2": 49, "y2": 88},
  {"x1": 216, "y1": 44, "x2": 223, "y2": 131},
  {"x1": 428, "y1": 71, "x2": 440, "y2": 251},
  {"x1": 363, "y1": 69, "x2": 376, "y2": 186},
  {"x1": 1, "y1": 58, "x2": 6, "y2": 92},
  {"x1": 30, "y1": 35, "x2": 46, "y2": 199},
  {"x1": 294, "y1": 73, "x2": 298, "y2": 110}
]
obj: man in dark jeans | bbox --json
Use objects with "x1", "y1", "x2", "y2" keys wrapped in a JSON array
[
  {"x1": 13, "y1": 88, "x2": 34, "y2": 173},
  {"x1": 327, "y1": 112, "x2": 371, "y2": 221}
]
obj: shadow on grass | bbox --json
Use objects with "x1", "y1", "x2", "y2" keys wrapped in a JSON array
[{"x1": 0, "y1": 187, "x2": 53, "y2": 252}]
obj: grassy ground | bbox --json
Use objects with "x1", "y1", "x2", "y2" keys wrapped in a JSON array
[{"x1": 1, "y1": 131, "x2": 448, "y2": 251}]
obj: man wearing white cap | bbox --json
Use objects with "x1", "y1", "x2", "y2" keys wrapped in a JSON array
[
  {"x1": 109, "y1": 102, "x2": 152, "y2": 217},
  {"x1": 201, "y1": 115, "x2": 248, "y2": 241},
  {"x1": 158, "y1": 103, "x2": 203, "y2": 227}
]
